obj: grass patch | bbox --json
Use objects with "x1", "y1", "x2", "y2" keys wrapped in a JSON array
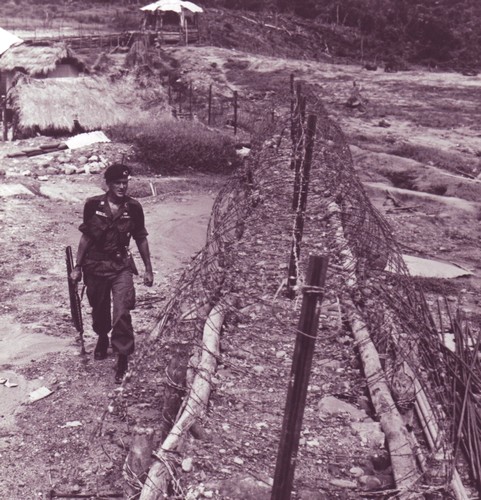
[{"x1": 109, "y1": 118, "x2": 240, "y2": 175}]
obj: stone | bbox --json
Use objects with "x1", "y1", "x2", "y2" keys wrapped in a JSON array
[
  {"x1": 297, "y1": 489, "x2": 329, "y2": 500},
  {"x1": 204, "y1": 476, "x2": 270, "y2": 500},
  {"x1": 88, "y1": 155, "x2": 99, "y2": 162},
  {"x1": 329, "y1": 479, "x2": 356, "y2": 488},
  {"x1": 89, "y1": 164, "x2": 102, "y2": 174},
  {"x1": 233, "y1": 456, "x2": 244, "y2": 465},
  {"x1": 349, "y1": 466, "x2": 364, "y2": 477},
  {"x1": 318, "y1": 396, "x2": 370, "y2": 422},
  {"x1": 351, "y1": 421, "x2": 385, "y2": 448},
  {"x1": 359, "y1": 475, "x2": 382, "y2": 490},
  {"x1": 77, "y1": 156, "x2": 88, "y2": 165},
  {"x1": 0, "y1": 169, "x2": 5, "y2": 176},
  {"x1": 46, "y1": 167, "x2": 58, "y2": 175},
  {"x1": 63, "y1": 164, "x2": 77, "y2": 175},
  {"x1": 181, "y1": 457, "x2": 193, "y2": 472}
]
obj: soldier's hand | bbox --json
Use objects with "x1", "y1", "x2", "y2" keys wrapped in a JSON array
[
  {"x1": 70, "y1": 267, "x2": 82, "y2": 283},
  {"x1": 143, "y1": 270, "x2": 154, "y2": 287}
]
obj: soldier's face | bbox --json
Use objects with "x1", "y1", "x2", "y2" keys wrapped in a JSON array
[{"x1": 109, "y1": 178, "x2": 129, "y2": 198}]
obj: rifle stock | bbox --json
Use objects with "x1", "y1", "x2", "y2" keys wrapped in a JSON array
[{"x1": 66, "y1": 246, "x2": 86, "y2": 354}]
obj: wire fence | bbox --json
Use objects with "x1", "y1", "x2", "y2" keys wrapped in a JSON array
[{"x1": 100, "y1": 81, "x2": 480, "y2": 499}]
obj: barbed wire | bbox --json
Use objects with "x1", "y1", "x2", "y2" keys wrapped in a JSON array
[{"x1": 98, "y1": 82, "x2": 481, "y2": 498}]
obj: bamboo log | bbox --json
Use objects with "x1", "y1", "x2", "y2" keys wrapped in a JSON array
[
  {"x1": 140, "y1": 304, "x2": 225, "y2": 500},
  {"x1": 326, "y1": 201, "x2": 420, "y2": 497},
  {"x1": 327, "y1": 198, "x2": 469, "y2": 499}
]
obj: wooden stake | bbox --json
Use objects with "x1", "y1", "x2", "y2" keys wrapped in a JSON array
[
  {"x1": 287, "y1": 113, "x2": 317, "y2": 298},
  {"x1": 233, "y1": 90, "x2": 238, "y2": 136},
  {"x1": 272, "y1": 255, "x2": 328, "y2": 500},
  {"x1": 208, "y1": 84, "x2": 212, "y2": 126}
]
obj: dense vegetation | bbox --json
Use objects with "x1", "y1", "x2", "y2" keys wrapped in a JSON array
[
  {"x1": 6, "y1": 0, "x2": 481, "y2": 70},
  {"x1": 206, "y1": 0, "x2": 481, "y2": 70}
]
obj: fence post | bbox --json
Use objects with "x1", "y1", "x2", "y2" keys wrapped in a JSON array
[
  {"x1": 287, "y1": 114, "x2": 317, "y2": 298},
  {"x1": 189, "y1": 82, "x2": 193, "y2": 119},
  {"x1": 272, "y1": 254, "x2": 329, "y2": 500},
  {"x1": 233, "y1": 90, "x2": 238, "y2": 136},
  {"x1": 291, "y1": 95, "x2": 306, "y2": 210},
  {"x1": 3, "y1": 96, "x2": 8, "y2": 141},
  {"x1": 208, "y1": 84, "x2": 212, "y2": 126}
]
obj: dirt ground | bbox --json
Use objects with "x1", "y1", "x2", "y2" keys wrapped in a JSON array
[{"x1": 2, "y1": 39, "x2": 481, "y2": 500}]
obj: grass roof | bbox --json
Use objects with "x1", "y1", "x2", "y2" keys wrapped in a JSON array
[
  {"x1": 0, "y1": 42, "x2": 85, "y2": 75},
  {"x1": 10, "y1": 75, "x2": 160, "y2": 136}
]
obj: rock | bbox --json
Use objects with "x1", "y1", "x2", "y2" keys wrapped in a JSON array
[
  {"x1": 318, "y1": 396, "x2": 370, "y2": 422},
  {"x1": 77, "y1": 156, "x2": 88, "y2": 165},
  {"x1": 181, "y1": 457, "x2": 193, "y2": 472},
  {"x1": 46, "y1": 167, "x2": 58, "y2": 175},
  {"x1": 329, "y1": 479, "x2": 356, "y2": 488},
  {"x1": 21, "y1": 170, "x2": 32, "y2": 176},
  {"x1": 370, "y1": 452, "x2": 391, "y2": 471},
  {"x1": 349, "y1": 466, "x2": 364, "y2": 477},
  {"x1": 359, "y1": 475, "x2": 382, "y2": 490},
  {"x1": 253, "y1": 365, "x2": 265, "y2": 375},
  {"x1": 89, "y1": 164, "x2": 102, "y2": 174},
  {"x1": 275, "y1": 350, "x2": 286, "y2": 358},
  {"x1": 351, "y1": 421, "x2": 385, "y2": 448},
  {"x1": 297, "y1": 489, "x2": 329, "y2": 500},
  {"x1": 233, "y1": 456, "x2": 244, "y2": 465},
  {"x1": 63, "y1": 164, "x2": 77, "y2": 175},
  {"x1": 319, "y1": 359, "x2": 342, "y2": 370},
  {"x1": 204, "y1": 476, "x2": 270, "y2": 500},
  {"x1": 0, "y1": 168, "x2": 6, "y2": 176},
  {"x1": 88, "y1": 155, "x2": 99, "y2": 162}
]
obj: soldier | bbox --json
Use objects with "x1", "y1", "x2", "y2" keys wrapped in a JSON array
[{"x1": 70, "y1": 163, "x2": 154, "y2": 383}]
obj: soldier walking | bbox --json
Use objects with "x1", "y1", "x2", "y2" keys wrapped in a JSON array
[{"x1": 70, "y1": 164, "x2": 154, "y2": 383}]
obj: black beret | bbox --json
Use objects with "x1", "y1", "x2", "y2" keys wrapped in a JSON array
[{"x1": 104, "y1": 164, "x2": 131, "y2": 182}]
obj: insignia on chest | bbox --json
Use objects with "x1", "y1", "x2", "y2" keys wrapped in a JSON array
[{"x1": 95, "y1": 210, "x2": 108, "y2": 217}]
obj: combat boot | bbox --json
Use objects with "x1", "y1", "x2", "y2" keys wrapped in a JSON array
[
  {"x1": 94, "y1": 334, "x2": 109, "y2": 360},
  {"x1": 115, "y1": 354, "x2": 128, "y2": 384}
]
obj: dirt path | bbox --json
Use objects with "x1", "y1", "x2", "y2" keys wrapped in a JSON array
[{"x1": 0, "y1": 175, "x2": 215, "y2": 498}]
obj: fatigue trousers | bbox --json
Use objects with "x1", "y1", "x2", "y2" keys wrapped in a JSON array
[{"x1": 84, "y1": 268, "x2": 136, "y2": 356}]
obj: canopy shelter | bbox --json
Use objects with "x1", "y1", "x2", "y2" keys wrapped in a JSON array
[{"x1": 140, "y1": 0, "x2": 203, "y2": 44}]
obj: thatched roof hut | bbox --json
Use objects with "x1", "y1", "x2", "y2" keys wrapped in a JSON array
[
  {"x1": 0, "y1": 42, "x2": 86, "y2": 77},
  {"x1": 10, "y1": 75, "x2": 151, "y2": 138}
]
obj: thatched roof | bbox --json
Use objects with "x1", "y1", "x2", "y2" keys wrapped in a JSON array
[
  {"x1": 10, "y1": 75, "x2": 152, "y2": 136},
  {"x1": 0, "y1": 43, "x2": 85, "y2": 75},
  {"x1": 141, "y1": 0, "x2": 203, "y2": 13},
  {"x1": 0, "y1": 27, "x2": 22, "y2": 56}
]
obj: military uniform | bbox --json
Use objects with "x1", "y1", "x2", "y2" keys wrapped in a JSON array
[{"x1": 79, "y1": 193, "x2": 148, "y2": 356}]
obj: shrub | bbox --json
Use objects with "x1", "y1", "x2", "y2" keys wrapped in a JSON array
[{"x1": 109, "y1": 118, "x2": 240, "y2": 175}]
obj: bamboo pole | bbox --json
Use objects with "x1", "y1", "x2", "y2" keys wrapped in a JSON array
[
  {"x1": 140, "y1": 304, "x2": 225, "y2": 500},
  {"x1": 326, "y1": 201, "x2": 420, "y2": 497}
]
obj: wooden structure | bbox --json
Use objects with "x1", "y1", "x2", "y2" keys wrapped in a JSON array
[{"x1": 140, "y1": 0, "x2": 203, "y2": 45}]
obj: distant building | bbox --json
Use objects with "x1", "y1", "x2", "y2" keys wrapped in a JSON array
[
  {"x1": 0, "y1": 42, "x2": 86, "y2": 96},
  {"x1": 140, "y1": 0, "x2": 204, "y2": 44}
]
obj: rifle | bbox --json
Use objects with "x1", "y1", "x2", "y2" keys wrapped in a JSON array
[{"x1": 65, "y1": 246, "x2": 86, "y2": 355}]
